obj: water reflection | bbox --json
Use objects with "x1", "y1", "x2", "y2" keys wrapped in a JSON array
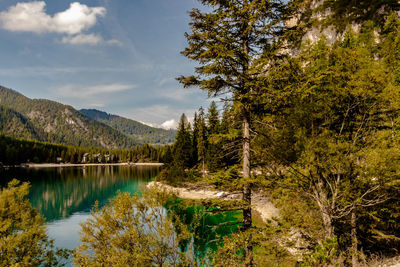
[
  {"x1": 0, "y1": 166, "x2": 160, "y2": 222},
  {"x1": 0, "y1": 166, "x2": 240, "y2": 262}
]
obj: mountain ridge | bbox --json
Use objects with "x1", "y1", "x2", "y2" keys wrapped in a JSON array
[
  {"x1": 80, "y1": 109, "x2": 176, "y2": 145},
  {"x1": 0, "y1": 86, "x2": 137, "y2": 149}
]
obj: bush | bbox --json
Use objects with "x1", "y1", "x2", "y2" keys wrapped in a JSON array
[
  {"x1": 74, "y1": 186, "x2": 194, "y2": 266},
  {"x1": 0, "y1": 179, "x2": 70, "y2": 266}
]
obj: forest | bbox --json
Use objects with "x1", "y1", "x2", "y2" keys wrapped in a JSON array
[
  {"x1": 0, "y1": 134, "x2": 172, "y2": 165},
  {"x1": 1, "y1": 0, "x2": 400, "y2": 266}
]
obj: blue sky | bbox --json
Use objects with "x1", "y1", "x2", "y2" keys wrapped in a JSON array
[{"x1": 0, "y1": 0, "x2": 213, "y2": 129}]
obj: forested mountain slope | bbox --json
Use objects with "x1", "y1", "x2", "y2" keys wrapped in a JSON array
[
  {"x1": 0, "y1": 86, "x2": 137, "y2": 149},
  {"x1": 80, "y1": 109, "x2": 176, "y2": 145},
  {"x1": 0, "y1": 105, "x2": 40, "y2": 141}
]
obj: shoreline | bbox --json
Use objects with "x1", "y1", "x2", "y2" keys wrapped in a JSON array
[
  {"x1": 147, "y1": 181, "x2": 279, "y2": 223},
  {"x1": 2, "y1": 162, "x2": 164, "y2": 168}
]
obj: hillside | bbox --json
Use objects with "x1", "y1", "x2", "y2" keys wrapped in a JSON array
[
  {"x1": 0, "y1": 105, "x2": 40, "y2": 141},
  {"x1": 80, "y1": 109, "x2": 176, "y2": 145},
  {"x1": 0, "y1": 86, "x2": 137, "y2": 149}
]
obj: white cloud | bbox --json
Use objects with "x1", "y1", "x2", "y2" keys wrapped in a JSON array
[
  {"x1": 0, "y1": 2, "x2": 105, "y2": 34},
  {"x1": 0, "y1": 2, "x2": 119, "y2": 46},
  {"x1": 49, "y1": 83, "x2": 136, "y2": 110},
  {"x1": 139, "y1": 121, "x2": 158, "y2": 128},
  {"x1": 161, "y1": 119, "x2": 178, "y2": 130},
  {"x1": 139, "y1": 119, "x2": 178, "y2": 130},
  {"x1": 160, "y1": 87, "x2": 198, "y2": 102},
  {"x1": 61, "y1": 33, "x2": 102, "y2": 45},
  {"x1": 55, "y1": 83, "x2": 135, "y2": 98},
  {"x1": 106, "y1": 39, "x2": 123, "y2": 46},
  {"x1": 52, "y1": 2, "x2": 105, "y2": 35},
  {"x1": 61, "y1": 34, "x2": 122, "y2": 46}
]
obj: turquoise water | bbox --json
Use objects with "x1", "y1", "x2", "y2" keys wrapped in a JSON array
[
  {"x1": 0, "y1": 165, "x2": 241, "y2": 265},
  {"x1": 0, "y1": 165, "x2": 160, "y2": 250}
]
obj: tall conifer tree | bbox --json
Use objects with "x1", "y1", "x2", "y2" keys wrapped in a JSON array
[
  {"x1": 192, "y1": 112, "x2": 199, "y2": 166},
  {"x1": 197, "y1": 107, "x2": 207, "y2": 176},
  {"x1": 178, "y1": 0, "x2": 284, "y2": 234},
  {"x1": 173, "y1": 114, "x2": 193, "y2": 169},
  {"x1": 179, "y1": 1, "x2": 284, "y2": 264},
  {"x1": 206, "y1": 101, "x2": 221, "y2": 172}
]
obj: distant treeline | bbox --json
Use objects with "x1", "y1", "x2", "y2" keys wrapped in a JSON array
[{"x1": 0, "y1": 135, "x2": 173, "y2": 165}]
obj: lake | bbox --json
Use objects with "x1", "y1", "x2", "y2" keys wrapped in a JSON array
[
  {"x1": 0, "y1": 165, "x2": 241, "y2": 265},
  {"x1": 0, "y1": 165, "x2": 161, "y2": 251}
]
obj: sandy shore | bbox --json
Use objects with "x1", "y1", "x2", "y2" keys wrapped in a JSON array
[
  {"x1": 147, "y1": 181, "x2": 279, "y2": 223},
  {"x1": 23, "y1": 162, "x2": 164, "y2": 168}
]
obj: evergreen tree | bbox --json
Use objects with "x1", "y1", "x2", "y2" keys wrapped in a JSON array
[
  {"x1": 206, "y1": 101, "x2": 221, "y2": 172},
  {"x1": 263, "y1": 27, "x2": 400, "y2": 264},
  {"x1": 192, "y1": 112, "x2": 199, "y2": 166},
  {"x1": 173, "y1": 114, "x2": 193, "y2": 169},
  {"x1": 197, "y1": 107, "x2": 208, "y2": 176},
  {"x1": 178, "y1": 0, "x2": 285, "y2": 245}
]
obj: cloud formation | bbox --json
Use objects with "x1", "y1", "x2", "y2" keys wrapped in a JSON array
[
  {"x1": 161, "y1": 119, "x2": 178, "y2": 130},
  {"x1": 61, "y1": 33, "x2": 103, "y2": 45},
  {"x1": 61, "y1": 33, "x2": 121, "y2": 46},
  {"x1": 0, "y1": 2, "x2": 118, "y2": 45},
  {"x1": 55, "y1": 83, "x2": 135, "y2": 98},
  {"x1": 0, "y1": 2, "x2": 105, "y2": 34}
]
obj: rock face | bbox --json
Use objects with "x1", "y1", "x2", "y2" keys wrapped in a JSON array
[{"x1": 286, "y1": 0, "x2": 400, "y2": 49}]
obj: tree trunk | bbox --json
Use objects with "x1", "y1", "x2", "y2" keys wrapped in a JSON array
[
  {"x1": 351, "y1": 208, "x2": 358, "y2": 267},
  {"x1": 242, "y1": 108, "x2": 253, "y2": 267},
  {"x1": 319, "y1": 205, "x2": 334, "y2": 239},
  {"x1": 322, "y1": 214, "x2": 334, "y2": 238},
  {"x1": 242, "y1": 108, "x2": 252, "y2": 229},
  {"x1": 241, "y1": 1, "x2": 252, "y2": 265},
  {"x1": 202, "y1": 158, "x2": 205, "y2": 178}
]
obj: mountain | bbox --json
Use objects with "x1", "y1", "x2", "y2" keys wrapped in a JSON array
[
  {"x1": 0, "y1": 105, "x2": 40, "y2": 140},
  {"x1": 0, "y1": 86, "x2": 137, "y2": 149},
  {"x1": 80, "y1": 109, "x2": 176, "y2": 145}
]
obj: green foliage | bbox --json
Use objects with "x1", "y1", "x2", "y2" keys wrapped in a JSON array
[
  {"x1": 74, "y1": 187, "x2": 193, "y2": 266},
  {"x1": 0, "y1": 105, "x2": 39, "y2": 140},
  {"x1": 208, "y1": 228, "x2": 296, "y2": 267},
  {"x1": 0, "y1": 179, "x2": 70, "y2": 266},
  {"x1": 206, "y1": 101, "x2": 222, "y2": 172},
  {"x1": 156, "y1": 165, "x2": 189, "y2": 186},
  {"x1": 0, "y1": 134, "x2": 169, "y2": 165},
  {"x1": 259, "y1": 15, "x2": 400, "y2": 260},
  {"x1": 173, "y1": 114, "x2": 193, "y2": 169},
  {"x1": 299, "y1": 237, "x2": 341, "y2": 267},
  {"x1": 206, "y1": 166, "x2": 241, "y2": 191}
]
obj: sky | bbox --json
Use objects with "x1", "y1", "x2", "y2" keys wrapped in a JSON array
[{"x1": 0, "y1": 0, "x2": 213, "y2": 129}]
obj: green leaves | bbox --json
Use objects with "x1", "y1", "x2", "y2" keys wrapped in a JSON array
[
  {"x1": 74, "y1": 187, "x2": 192, "y2": 266},
  {"x1": 180, "y1": 0, "x2": 285, "y2": 99},
  {"x1": 0, "y1": 180, "x2": 70, "y2": 266}
]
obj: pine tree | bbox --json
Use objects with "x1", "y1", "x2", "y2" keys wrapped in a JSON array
[
  {"x1": 179, "y1": 0, "x2": 285, "y2": 241},
  {"x1": 179, "y1": 1, "x2": 285, "y2": 264},
  {"x1": 173, "y1": 114, "x2": 193, "y2": 169},
  {"x1": 192, "y1": 112, "x2": 199, "y2": 166},
  {"x1": 206, "y1": 101, "x2": 221, "y2": 172},
  {"x1": 197, "y1": 107, "x2": 207, "y2": 176}
]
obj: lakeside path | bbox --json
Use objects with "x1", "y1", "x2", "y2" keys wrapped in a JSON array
[
  {"x1": 25, "y1": 163, "x2": 164, "y2": 168},
  {"x1": 147, "y1": 181, "x2": 279, "y2": 223}
]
